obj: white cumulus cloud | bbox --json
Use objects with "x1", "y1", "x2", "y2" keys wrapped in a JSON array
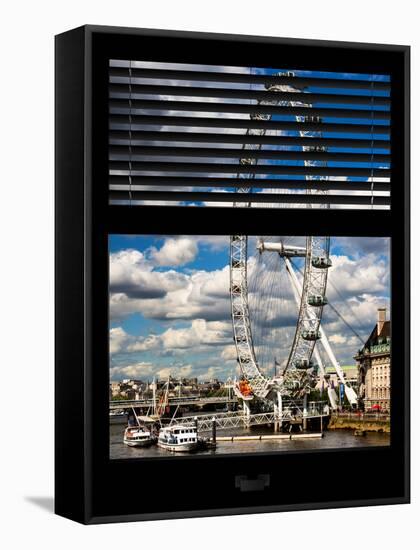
[{"x1": 149, "y1": 237, "x2": 198, "y2": 266}]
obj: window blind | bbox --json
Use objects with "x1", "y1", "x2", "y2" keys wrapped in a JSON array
[{"x1": 108, "y1": 60, "x2": 391, "y2": 209}]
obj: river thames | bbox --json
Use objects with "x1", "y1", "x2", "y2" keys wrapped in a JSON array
[{"x1": 110, "y1": 423, "x2": 390, "y2": 460}]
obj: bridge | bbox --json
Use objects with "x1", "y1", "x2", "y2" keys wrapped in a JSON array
[{"x1": 109, "y1": 395, "x2": 238, "y2": 410}]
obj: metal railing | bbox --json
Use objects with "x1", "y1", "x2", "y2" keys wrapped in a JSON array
[
  {"x1": 174, "y1": 411, "x2": 277, "y2": 432},
  {"x1": 109, "y1": 395, "x2": 238, "y2": 409},
  {"x1": 173, "y1": 403, "x2": 329, "y2": 432}
]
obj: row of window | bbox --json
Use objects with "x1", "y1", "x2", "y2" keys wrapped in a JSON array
[
  {"x1": 372, "y1": 389, "x2": 390, "y2": 399},
  {"x1": 372, "y1": 376, "x2": 390, "y2": 385},
  {"x1": 372, "y1": 364, "x2": 390, "y2": 373}
]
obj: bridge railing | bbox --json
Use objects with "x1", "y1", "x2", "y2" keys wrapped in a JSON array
[
  {"x1": 172, "y1": 405, "x2": 329, "y2": 432},
  {"x1": 176, "y1": 411, "x2": 278, "y2": 432},
  {"x1": 109, "y1": 395, "x2": 238, "y2": 408}
]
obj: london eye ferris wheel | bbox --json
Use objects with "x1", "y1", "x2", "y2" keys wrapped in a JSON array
[{"x1": 229, "y1": 72, "x2": 358, "y2": 408}]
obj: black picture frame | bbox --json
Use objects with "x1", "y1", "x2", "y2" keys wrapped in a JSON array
[{"x1": 55, "y1": 25, "x2": 410, "y2": 524}]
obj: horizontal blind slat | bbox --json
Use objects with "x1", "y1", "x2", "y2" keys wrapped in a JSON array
[
  {"x1": 109, "y1": 98, "x2": 390, "y2": 121},
  {"x1": 110, "y1": 114, "x2": 390, "y2": 135},
  {"x1": 109, "y1": 145, "x2": 389, "y2": 163},
  {"x1": 109, "y1": 83, "x2": 391, "y2": 107},
  {"x1": 109, "y1": 67, "x2": 390, "y2": 91},
  {"x1": 109, "y1": 176, "x2": 390, "y2": 192},
  {"x1": 109, "y1": 189, "x2": 391, "y2": 206},
  {"x1": 109, "y1": 130, "x2": 390, "y2": 150},
  {"x1": 110, "y1": 160, "x2": 389, "y2": 177}
]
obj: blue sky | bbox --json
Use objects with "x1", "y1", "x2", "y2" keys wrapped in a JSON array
[{"x1": 109, "y1": 234, "x2": 390, "y2": 382}]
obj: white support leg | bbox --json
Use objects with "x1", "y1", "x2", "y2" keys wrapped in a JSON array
[
  {"x1": 243, "y1": 399, "x2": 251, "y2": 427},
  {"x1": 303, "y1": 392, "x2": 308, "y2": 431},
  {"x1": 284, "y1": 257, "x2": 357, "y2": 407},
  {"x1": 275, "y1": 391, "x2": 283, "y2": 431}
]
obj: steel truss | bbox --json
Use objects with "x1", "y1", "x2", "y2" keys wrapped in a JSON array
[
  {"x1": 285, "y1": 238, "x2": 330, "y2": 370},
  {"x1": 174, "y1": 401, "x2": 328, "y2": 432}
]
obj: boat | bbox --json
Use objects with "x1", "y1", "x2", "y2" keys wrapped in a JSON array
[
  {"x1": 123, "y1": 426, "x2": 154, "y2": 447},
  {"x1": 157, "y1": 424, "x2": 199, "y2": 452}
]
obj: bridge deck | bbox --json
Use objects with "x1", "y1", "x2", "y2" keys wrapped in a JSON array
[{"x1": 110, "y1": 396, "x2": 237, "y2": 410}]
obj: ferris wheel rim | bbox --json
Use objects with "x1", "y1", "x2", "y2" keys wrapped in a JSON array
[{"x1": 229, "y1": 234, "x2": 329, "y2": 395}]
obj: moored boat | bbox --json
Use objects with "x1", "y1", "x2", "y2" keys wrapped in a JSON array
[
  {"x1": 157, "y1": 424, "x2": 199, "y2": 452},
  {"x1": 123, "y1": 426, "x2": 154, "y2": 447}
]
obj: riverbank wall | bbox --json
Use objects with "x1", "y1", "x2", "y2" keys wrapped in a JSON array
[{"x1": 328, "y1": 414, "x2": 390, "y2": 434}]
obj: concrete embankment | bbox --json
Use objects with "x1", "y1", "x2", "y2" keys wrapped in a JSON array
[
  {"x1": 328, "y1": 415, "x2": 390, "y2": 434},
  {"x1": 216, "y1": 433, "x2": 323, "y2": 442}
]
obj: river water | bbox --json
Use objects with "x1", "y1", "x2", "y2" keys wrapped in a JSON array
[{"x1": 110, "y1": 423, "x2": 390, "y2": 460}]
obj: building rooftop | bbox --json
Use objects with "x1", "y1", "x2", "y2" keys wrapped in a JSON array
[{"x1": 356, "y1": 309, "x2": 391, "y2": 359}]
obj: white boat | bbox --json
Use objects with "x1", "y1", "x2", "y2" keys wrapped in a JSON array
[
  {"x1": 157, "y1": 424, "x2": 199, "y2": 452},
  {"x1": 123, "y1": 426, "x2": 153, "y2": 447}
]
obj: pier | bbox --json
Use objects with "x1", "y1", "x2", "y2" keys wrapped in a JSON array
[
  {"x1": 215, "y1": 433, "x2": 323, "y2": 442},
  {"x1": 111, "y1": 396, "x2": 329, "y2": 433},
  {"x1": 171, "y1": 401, "x2": 328, "y2": 433}
]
